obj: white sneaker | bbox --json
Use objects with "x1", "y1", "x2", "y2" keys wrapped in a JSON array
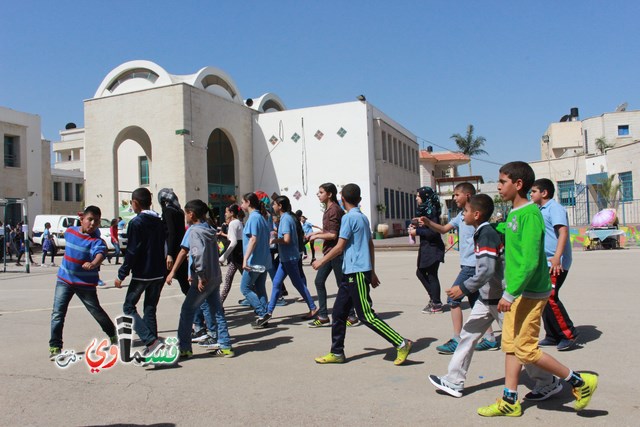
[
  {"x1": 524, "y1": 376, "x2": 563, "y2": 401},
  {"x1": 429, "y1": 374, "x2": 463, "y2": 398}
]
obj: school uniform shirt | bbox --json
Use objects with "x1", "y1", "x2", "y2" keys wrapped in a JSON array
[
  {"x1": 339, "y1": 207, "x2": 372, "y2": 274},
  {"x1": 57, "y1": 226, "x2": 106, "y2": 286},
  {"x1": 243, "y1": 210, "x2": 273, "y2": 270},
  {"x1": 180, "y1": 222, "x2": 222, "y2": 286},
  {"x1": 277, "y1": 212, "x2": 300, "y2": 262},
  {"x1": 449, "y1": 211, "x2": 476, "y2": 267},
  {"x1": 322, "y1": 202, "x2": 344, "y2": 255},
  {"x1": 302, "y1": 221, "x2": 313, "y2": 235},
  {"x1": 460, "y1": 222, "x2": 504, "y2": 302},
  {"x1": 539, "y1": 199, "x2": 572, "y2": 270}
]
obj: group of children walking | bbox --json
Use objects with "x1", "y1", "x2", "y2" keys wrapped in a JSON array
[{"x1": 47, "y1": 160, "x2": 597, "y2": 417}]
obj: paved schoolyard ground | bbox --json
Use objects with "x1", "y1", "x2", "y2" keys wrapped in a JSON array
[{"x1": 0, "y1": 247, "x2": 637, "y2": 426}]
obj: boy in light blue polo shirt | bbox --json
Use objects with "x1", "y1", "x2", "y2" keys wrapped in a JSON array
[
  {"x1": 530, "y1": 179, "x2": 577, "y2": 354},
  {"x1": 312, "y1": 183, "x2": 413, "y2": 366},
  {"x1": 423, "y1": 182, "x2": 498, "y2": 354}
]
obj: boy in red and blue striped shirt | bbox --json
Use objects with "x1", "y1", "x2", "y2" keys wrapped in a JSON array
[{"x1": 49, "y1": 205, "x2": 116, "y2": 360}]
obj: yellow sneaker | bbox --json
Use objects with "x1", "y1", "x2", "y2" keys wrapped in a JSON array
[
  {"x1": 573, "y1": 373, "x2": 598, "y2": 411},
  {"x1": 394, "y1": 339, "x2": 413, "y2": 365},
  {"x1": 477, "y1": 398, "x2": 522, "y2": 417},
  {"x1": 314, "y1": 353, "x2": 345, "y2": 364}
]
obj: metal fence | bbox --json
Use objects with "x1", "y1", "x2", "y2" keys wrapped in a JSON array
[{"x1": 567, "y1": 199, "x2": 640, "y2": 226}]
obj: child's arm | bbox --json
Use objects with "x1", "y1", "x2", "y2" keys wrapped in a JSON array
[
  {"x1": 82, "y1": 252, "x2": 105, "y2": 271},
  {"x1": 549, "y1": 224, "x2": 568, "y2": 275},
  {"x1": 312, "y1": 238, "x2": 346, "y2": 269},
  {"x1": 243, "y1": 235, "x2": 258, "y2": 271},
  {"x1": 166, "y1": 248, "x2": 188, "y2": 284},
  {"x1": 419, "y1": 217, "x2": 454, "y2": 234},
  {"x1": 368, "y1": 239, "x2": 380, "y2": 288},
  {"x1": 311, "y1": 224, "x2": 322, "y2": 231}
]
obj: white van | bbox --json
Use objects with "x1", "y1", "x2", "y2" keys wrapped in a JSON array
[{"x1": 32, "y1": 215, "x2": 127, "y2": 250}]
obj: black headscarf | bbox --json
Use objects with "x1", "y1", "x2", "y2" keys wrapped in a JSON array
[
  {"x1": 415, "y1": 186, "x2": 441, "y2": 220},
  {"x1": 157, "y1": 188, "x2": 181, "y2": 211}
]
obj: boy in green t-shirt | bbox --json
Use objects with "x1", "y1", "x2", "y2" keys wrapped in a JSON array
[{"x1": 478, "y1": 161, "x2": 598, "y2": 417}]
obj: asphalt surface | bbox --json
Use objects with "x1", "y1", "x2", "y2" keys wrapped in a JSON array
[{"x1": 0, "y1": 247, "x2": 637, "y2": 426}]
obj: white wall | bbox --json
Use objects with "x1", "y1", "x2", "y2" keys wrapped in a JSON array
[{"x1": 253, "y1": 101, "x2": 372, "y2": 228}]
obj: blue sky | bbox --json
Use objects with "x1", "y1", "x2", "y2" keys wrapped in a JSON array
[{"x1": 2, "y1": 1, "x2": 639, "y2": 181}]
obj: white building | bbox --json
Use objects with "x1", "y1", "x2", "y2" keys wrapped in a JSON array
[
  {"x1": 84, "y1": 60, "x2": 420, "y2": 233},
  {"x1": 531, "y1": 106, "x2": 640, "y2": 225},
  {"x1": 1, "y1": 106, "x2": 50, "y2": 227}
]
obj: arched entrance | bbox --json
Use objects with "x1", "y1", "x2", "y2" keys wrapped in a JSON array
[
  {"x1": 207, "y1": 129, "x2": 235, "y2": 223},
  {"x1": 113, "y1": 126, "x2": 152, "y2": 220}
]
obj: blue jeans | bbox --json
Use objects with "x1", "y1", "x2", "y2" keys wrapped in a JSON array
[
  {"x1": 314, "y1": 254, "x2": 344, "y2": 319},
  {"x1": 109, "y1": 242, "x2": 121, "y2": 264},
  {"x1": 123, "y1": 278, "x2": 164, "y2": 346},
  {"x1": 240, "y1": 270, "x2": 268, "y2": 317},
  {"x1": 447, "y1": 266, "x2": 478, "y2": 307},
  {"x1": 268, "y1": 259, "x2": 316, "y2": 314},
  {"x1": 193, "y1": 300, "x2": 216, "y2": 336},
  {"x1": 50, "y1": 280, "x2": 116, "y2": 348},
  {"x1": 178, "y1": 282, "x2": 230, "y2": 351}
]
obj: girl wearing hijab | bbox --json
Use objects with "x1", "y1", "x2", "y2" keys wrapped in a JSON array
[
  {"x1": 409, "y1": 186, "x2": 445, "y2": 313},
  {"x1": 158, "y1": 188, "x2": 190, "y2": 296}
]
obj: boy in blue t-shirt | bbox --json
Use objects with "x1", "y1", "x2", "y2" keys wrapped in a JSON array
[
  {"x1": 423, "y1": 182, "x2": 498, "y2": 354},
  {"x1": 312, "y1": 183, "x2": 413, "y2": 365}
]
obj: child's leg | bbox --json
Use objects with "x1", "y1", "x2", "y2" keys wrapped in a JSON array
[
  {"x1": 267, "y1": 263, "x2": 287, "y2": 314},
  {"x1": 200, "y1": 300, "x2": 217, "y2": 336},
  {"x1": 42, "y1": 250, "x2": 47, "y2": 265},
  {"x1": 448, "y1": 266, "x2": 477, "y2": 336},
  {"x1": 123, "y1": 280, "x2": 156, "y2": 346},
  {"x1": 444, "y1": 301, "x2": 496, "y2": 385},
  {"x1": 329, "y1": 279, "x2": 354, "y2": 355},
  {"x1": 206, "y1": 287, "x2": 231, "y2": 349},
  {"x1": 282, "y1": 260, "x2": 316, "y2": 310},
  {"x1": 542, "y1": 271, "x2": 577, "y2": 341},
  {"x1": 240, "y1": 271, "x2": 268, "y2": 317},
  {"x1": 220, "y1": 262, "x2": 239, "y2": 304},
  {"x1": 349, "y1": 272, "x2": 404, "y2": 347},
  {"x1": 141, "y1": 279, "x2": 164, "y2": 338},
  {"x1": 178, "y1": 285, "x2": 207, "y2": 351},
  {"x1": 74, "y1": 285, "x2": 116, "y2": 339},
  {"x1": 49, "y1": 281, "x2": 76, "y2": 348},
  {"x1": 416, "y1": 263, "x2": 442, "y2": 305}
]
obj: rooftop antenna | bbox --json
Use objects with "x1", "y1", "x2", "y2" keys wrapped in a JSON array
[{"x1": 615, "y1": 102, "x2": 628, "y2": 112}]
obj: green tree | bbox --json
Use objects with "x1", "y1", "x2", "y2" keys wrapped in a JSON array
[
  {"x1": 595, "y1": 174, "x2": 621, "y2": 210},
  {"x1": 450, "y1": 124, "x2": 488, "y2": 175},
  {"x1": 595, "y1": 137, "x2": 613, "y2": 155}
]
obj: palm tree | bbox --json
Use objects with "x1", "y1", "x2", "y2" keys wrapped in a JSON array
[
  {"x1": 450, "y1": 124, "x2": 488, "y2": 175},
  {"x1": 595, "y1": 137, "x2": 613, "y2": 155}
]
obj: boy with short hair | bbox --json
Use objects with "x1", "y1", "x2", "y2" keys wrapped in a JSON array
[
  {"x1": 429, "y1": 194, "x2": 504, "y2": 397},
  {"x1": 115, "y1": 188, "x2": 167, "y2": 356},
  {"x1": 423, "y1": 182, "x2": 498, "y2": 353},
  {"x1": 530, "y1": 178, "x2": 578, "y2": 352},
  {"x1": 312, "y1": 183, "x2": 412, "y2": 365},
  {"x1": 49, "y1": 205, "x2": 116, "y2": 360},
  {"x1": 477, "y1": 161, "x2": 598, "y2": 417}
]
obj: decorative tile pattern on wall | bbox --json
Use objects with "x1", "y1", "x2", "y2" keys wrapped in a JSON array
[
  {"x1": 337, "y1": 127, "x2": 347, "y2": 138},
  {"x1": 269, "y1": 135, "x2": 278, "y2": 145},
  {"x1": 291, "y1": 132, "x2": 300, "y2": 143},
  {"x1": 314, "y1": 130, "x2": 324, "y2": 140},
  {"x1": 293, "y1": 190, "x2": 302, "y2": 200}
]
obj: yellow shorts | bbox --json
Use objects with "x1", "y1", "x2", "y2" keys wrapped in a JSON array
[{"x1": 501, "y1": 297, "x2": 548, "y2": 364}]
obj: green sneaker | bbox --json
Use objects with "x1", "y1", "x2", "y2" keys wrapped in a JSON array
[
  {"x1": 210, "y1": 348, "x2": 235, "y2": 358},
  {"x1": 573, "y1": 373, "x2": 598, "y2": 411},
  {"x1": 477, "y1": 398, "x2": 522, "y2": 417},
  {"x1": 314, "y1": 353, "x2": 345, "y2": 364},
  {"x1": 394, "y1": 339, "x2": 413, "y2": 365},
  {"x1": 179, "y1": 350, "x2": 193, "y2": 359},
  {"x1": 49, "y1": 347, "x2": 61, "y2": 361}
]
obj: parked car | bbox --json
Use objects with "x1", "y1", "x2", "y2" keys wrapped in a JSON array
[{"x1": 32, "y1": 214, "x2": 127, "y2": 251}]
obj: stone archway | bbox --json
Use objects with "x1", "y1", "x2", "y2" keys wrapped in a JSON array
[
  {"x1": 113, "y1": 126, "x2": 152, "y2": 218},
  {"x1": 207, "y1": 128, "x2": 236, "y2": 223}
]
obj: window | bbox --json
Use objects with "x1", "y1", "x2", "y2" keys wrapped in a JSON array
[
  {"x1": 384, "y1": 188, "x2": 390, "y2": 219},
  {"x1": 387, "y1": 134, "x2": 393, "y2": 163},
  {"x1": 557, "y1": 180, "x2": 575, "y2": 207},
  {"x1": 4, "y1": 135, "x2": 20, "y2": 167},
  {"x1": 400, "y1": 191, "x2": 406, "y2": 219},
  {"x1": 584, "y1": 129, "x2": 589, "y2": 154},
  {"x1": 619, "y1": 171, "x2": 633, "y2": 202},
  {"x1": 389, "y1": 189, "x2": 395, "y2": 219},
  {"x1": 64, "y1": 183, "x2": 73, "y2": 201},
  {"x1": 395, "y1": 190, "x2": 400, "y2": 219},
  {"x1": 618, "y1": 125, "x2": 630, "y2": 136},
  {"x1": 75, "y1": 184, "x2": 83, "y2": 202},
  {"x1": 381, "y1": 131, "x2": 387, "y2": 161},
  {"x1": 53, "y1": 182, "x2": 62, "y2": 201},
  {"x1": 404, "y1": 192, "x2": 410, "y2": 220},
  {"x1": 139, "y1": 156, "x2": 149, "y2": 185},
  {"x1": 402, "y1": 144, "x2": 407, "y2": 169},
  {"x1": 393, "y1": 138, "x2": 398, "y2": 165}
]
